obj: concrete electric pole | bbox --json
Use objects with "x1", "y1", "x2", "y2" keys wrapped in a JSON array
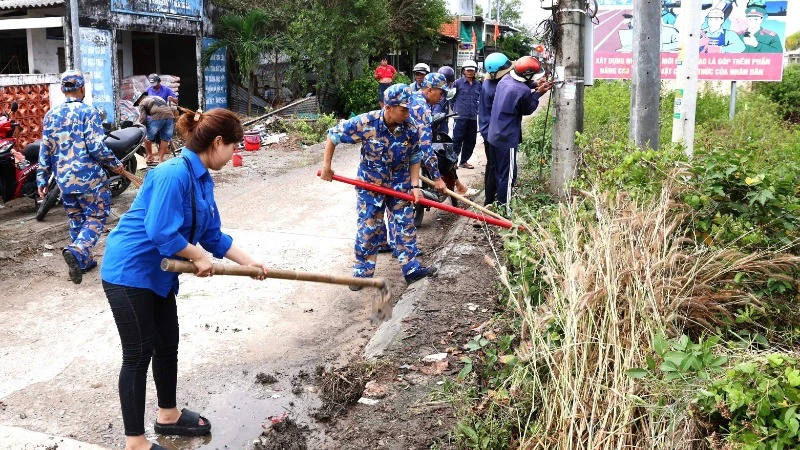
[
  {"x1": 550, "y1": 0, "x2": 585, "y2": 197},
  {"x1": 671, "y1": 0, "x2": 701, "y2": 157},
  {"x1": 630, "y1": 0, "x2": 661, "y2": 150}
]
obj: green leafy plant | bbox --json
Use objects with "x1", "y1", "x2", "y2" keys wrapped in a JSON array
[
  {"x1": 694, "y1": 354, "x2": 800, "y2": 450},
  {"x1": 283, "y1": 113, "x2": 338, "y2": 145},
  {"x1": 628, "y1": 333, "x2": 728, "y2": 382},
  {"x1": 340, "y1": 67, "x2": 411, "y2": 116}
]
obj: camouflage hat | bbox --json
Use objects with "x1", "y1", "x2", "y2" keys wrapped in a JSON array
[
  {"x1": 421, "y1": 73, "x2": 449, "y2": 92},
  {"x1": 383, "y1": 83, "x2": 412, "y2": 107},
  {"x1": 707, "y1": 8, "x2": 725, "y2": 19},
  {"x1": 745, "y1": 5, "x2": 766, "y2": 16},
  {"x1": 60, "y1": 70, "x2": 85, "y2": 92}
]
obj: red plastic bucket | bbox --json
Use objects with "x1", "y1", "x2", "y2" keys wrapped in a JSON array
[
  {"x1": 232, "y1": 152, "x2": 243, "y2": 167},
  {"x1": 243, "y1": 132, "x2": 261, "y2": 151}
]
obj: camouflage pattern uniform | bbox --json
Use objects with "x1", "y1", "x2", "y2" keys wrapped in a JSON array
[
  {"x1": 37, "y1": 93, "x2": 122, "y2": 270},
  {"x1": 376, "y1": 74, "x2": 447, "y2": 253},
  {"x1": 327, "y1": 85, "x2": 424, "y2": 279}
]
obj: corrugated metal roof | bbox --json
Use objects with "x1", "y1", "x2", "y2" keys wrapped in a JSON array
[{"x1": 0, "y1": 0, "x2": 63, "y2": 10}]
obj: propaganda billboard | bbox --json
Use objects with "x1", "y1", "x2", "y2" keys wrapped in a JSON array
[{"x1": 592, "y1": 0, "x2": 789, "y2": 81}]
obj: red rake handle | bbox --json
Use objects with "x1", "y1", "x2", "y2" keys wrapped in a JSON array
[{"x1": 317, "y1": 170, "x2": 513, "y2": 229}]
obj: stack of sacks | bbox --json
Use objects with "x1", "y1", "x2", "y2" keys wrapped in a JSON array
[{"x1": 119, "y1": 75, "x2": 181, "y2": 101}]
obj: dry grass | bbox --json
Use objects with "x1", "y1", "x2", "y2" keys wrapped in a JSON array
[{"x1": 497, "y1": 173, "x2": 800, "y2": 449}]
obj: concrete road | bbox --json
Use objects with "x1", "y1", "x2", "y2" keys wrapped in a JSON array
[{"x1": 0, "y1": 134, "x2": 490, "y2": 449}]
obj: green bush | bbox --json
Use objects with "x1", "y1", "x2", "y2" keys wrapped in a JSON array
[
  {"x1": 283, "y1": 113, "x2": 338, "y2": 145},
  {"x1": 753, "y1": 64, "x2": 800, "y2": 123},
  {"x1": 694, "y1": 354, "x2": 800, "y2": 450},
  {"x1": 339, "y1": 65, "x2": 411, "y2": 116}
]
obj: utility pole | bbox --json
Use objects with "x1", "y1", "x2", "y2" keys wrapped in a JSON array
[
  {"x1": 671, "y1": 0, "x2": 701, "y2": 157},
  {"x1": 630, "y1": 0, "x2": 661, "y2": 150},
  {"x1": 550, "y1": 1, "x2": 584, "y2": 197},
  {"x1": 66, "y1": 0, "x2": 81, "y2": 71}
]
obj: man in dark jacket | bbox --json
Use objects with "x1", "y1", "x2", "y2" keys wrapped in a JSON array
[
  {"x1": 451, "y1": 60, "x2": 481, "y2": 169},
  {"x1": 478, "y1": 52, "x2": 513, "y2": 206},
  {"x1": 487, "y1": 56, "x2": 552, "y2": 215}
]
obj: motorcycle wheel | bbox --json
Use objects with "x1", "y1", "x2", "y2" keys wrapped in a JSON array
[
  {"x1": 109, "y1": 158, "x2": 137, "y2": 198},
  {"x1": 414, "y1": 203, "x2": 425, "y2": 228},
  {"x1": 35, "y1": 180, "x2": 60, "y2": 222}
]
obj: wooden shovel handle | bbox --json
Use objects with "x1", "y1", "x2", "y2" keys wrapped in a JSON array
[
  {"x1": 160, "y1": 258, "x2": 386, "y2": 288},
  {"x1": 419, "y1": 175, "x2": 507, "y2": 222}
]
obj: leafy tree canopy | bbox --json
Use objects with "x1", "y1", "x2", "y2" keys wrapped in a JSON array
[
  {"x1": 786, "y1": 31, "x2": 800, "y2": 51},
  {"x1": 497, "y1": 33, "x2": 533, "y2": 60}
]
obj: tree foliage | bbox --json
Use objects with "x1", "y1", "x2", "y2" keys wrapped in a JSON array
[
  {"x1": 497, "y1": 33, "x2": 533, "y2": 60},
  {"x1": 385, "y1": 0, "x2": 450, "y2": 54},
  {"x1": 202, "y1": 9, "x2": 284, "y2": 115},
  {"x1": 786, "y1": 31, "x2": 800, "y2": 51},
  {"x1": 486, "y1": 0, "x2": 522, "y2": 26},
  {"x1": 753, "y1": 64, "x2": 800, "y2": 123}
]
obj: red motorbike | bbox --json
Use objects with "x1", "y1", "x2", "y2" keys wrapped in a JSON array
[{"x1": 0, "y1": 101, "x2": 42, "y2": 209}]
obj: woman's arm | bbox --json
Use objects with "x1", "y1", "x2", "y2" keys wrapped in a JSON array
[{"x1": 225, "y1": 244, "x2": 269, "y2": 280}]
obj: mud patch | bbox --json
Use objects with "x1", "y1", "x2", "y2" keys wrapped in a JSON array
[
  {"x1": 310, "y1": 362, "x2": 370, "y2": 422},
  {"x1": 253, "y1": 417, "x2": 309, "y2": 450},
  {"x1": 255, "y1": 372, "x2": 278, "y2": 385}
]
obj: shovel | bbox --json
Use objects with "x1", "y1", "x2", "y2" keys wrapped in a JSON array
[{"x1": 160, "y1": 258, "x2": 393, "y2": 325}]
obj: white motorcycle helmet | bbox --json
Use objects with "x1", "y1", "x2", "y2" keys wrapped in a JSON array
[
  {"x1": 461, "y1": 60, "x2": 478, "y2": 72},
  {"x1": 412, "y1": 63, "x2": 431, "y2": 75}
]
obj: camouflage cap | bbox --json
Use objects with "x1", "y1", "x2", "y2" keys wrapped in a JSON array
[
  {"x1": 60, "y1": 70, "x2": 85, "y2": 92},
  {"x1": 421, "y1": 73, "x2": 449, "y2": 91},
  {"x1": 707, "y1": 8, "x2": 725, "y2": 18},
  {"x1": 745, "y1": 5, "x2": 766, "y2": 16},
  {"x1": 383, "y1": 83, "x2": 412, "y2": 107}
]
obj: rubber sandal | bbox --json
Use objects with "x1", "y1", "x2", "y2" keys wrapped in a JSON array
[
  {"x1": 460, "y1": 163, "x2": 475, "y2": 169},
  {"x1": 154, "y1": 408, "x2": 211, "y2": 437}
]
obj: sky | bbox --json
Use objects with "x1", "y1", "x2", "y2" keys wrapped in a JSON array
[{"x1": 448, "y1": 0, "x2": 800, "y2": 36}]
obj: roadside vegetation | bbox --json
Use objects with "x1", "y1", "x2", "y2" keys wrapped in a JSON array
[{"x1": 447, "y1": 71, "x2": 800, "y2": 449}]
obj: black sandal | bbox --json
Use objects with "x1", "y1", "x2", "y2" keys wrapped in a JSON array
[{"x1": 153, "y1": 408, "x2": 211, "y2": 436}]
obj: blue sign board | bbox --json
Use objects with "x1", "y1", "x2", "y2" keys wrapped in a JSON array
[
  {"x1": 79, "y1": 27, "x2": 115, "y2": 122},
  {"x1": 111, "y1": 0, "x2": 203, "y2": 19},
  {"x1": 203, "y1": 38, "x2": 228, "y2": 110}
]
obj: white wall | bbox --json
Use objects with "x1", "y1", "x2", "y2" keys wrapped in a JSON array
[{"x1": 21, "y1": 7, "x2": 64, "y2": 74}]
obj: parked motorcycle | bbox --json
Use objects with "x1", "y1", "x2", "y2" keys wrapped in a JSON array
[
  {"x1": 0, "y1": 102, "x2": 44, "y2": 211},
  {"x1": 35, "y1": 120, "x2": 146, "y2": 221},
  {"x1": 414, "y1": 112, "x2": 459, "y2": 227}
]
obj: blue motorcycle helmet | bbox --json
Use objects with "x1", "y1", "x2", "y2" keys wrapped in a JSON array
[
  {"x1": 484, "y1": 52, "x2": 513, "y2": 80},
  {"x1": 437, "y1": 66, "x2": 456, "y2": 83}
]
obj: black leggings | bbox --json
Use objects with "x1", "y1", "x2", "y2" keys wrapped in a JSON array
[{"x1": 103, "y1": 281, "x2": 179, "y2": 436}]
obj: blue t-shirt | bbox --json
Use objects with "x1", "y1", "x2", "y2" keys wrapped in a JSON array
[
  {"x1": 101, "y1": 149, "x2": 233, "y2": 297},
  {"x1": 146, "y1": 85, "x2": 177, "y2": 104}
]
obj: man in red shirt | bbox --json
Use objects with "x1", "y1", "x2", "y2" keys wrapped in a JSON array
[{"x1": 374, "y1": 57, "x2": 397, "y2": 108}]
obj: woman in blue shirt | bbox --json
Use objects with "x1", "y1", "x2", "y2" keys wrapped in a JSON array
[{"x1": 101, "y1": 108, "x2": 268, "y2": 450}]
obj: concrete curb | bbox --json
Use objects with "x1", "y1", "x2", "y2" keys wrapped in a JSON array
[
  {"x1": 0, "y1": 425, "x2": 111, "y2": 450},
  {"x1": 364, "y1": 207, "x2": 475, "y2": 359}
]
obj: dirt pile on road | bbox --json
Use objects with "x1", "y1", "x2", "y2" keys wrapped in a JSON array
[
  {"x1": 310, "y1": 362, "x2": 370, "y2": 421},
  {"x1": 254, "y1": 417, "x2": 309, "y2": 450}
]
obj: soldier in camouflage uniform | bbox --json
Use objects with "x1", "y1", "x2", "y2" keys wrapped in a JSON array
[
  {"x1": 320, "y1": 84, "x2": 437, "y2": 288},
  {"x1": 375, "y1": 72, "x2": 449, "y2": 255},
  {"x1": 37, "y1": 70, "x2": 124, "y2": 284}
]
